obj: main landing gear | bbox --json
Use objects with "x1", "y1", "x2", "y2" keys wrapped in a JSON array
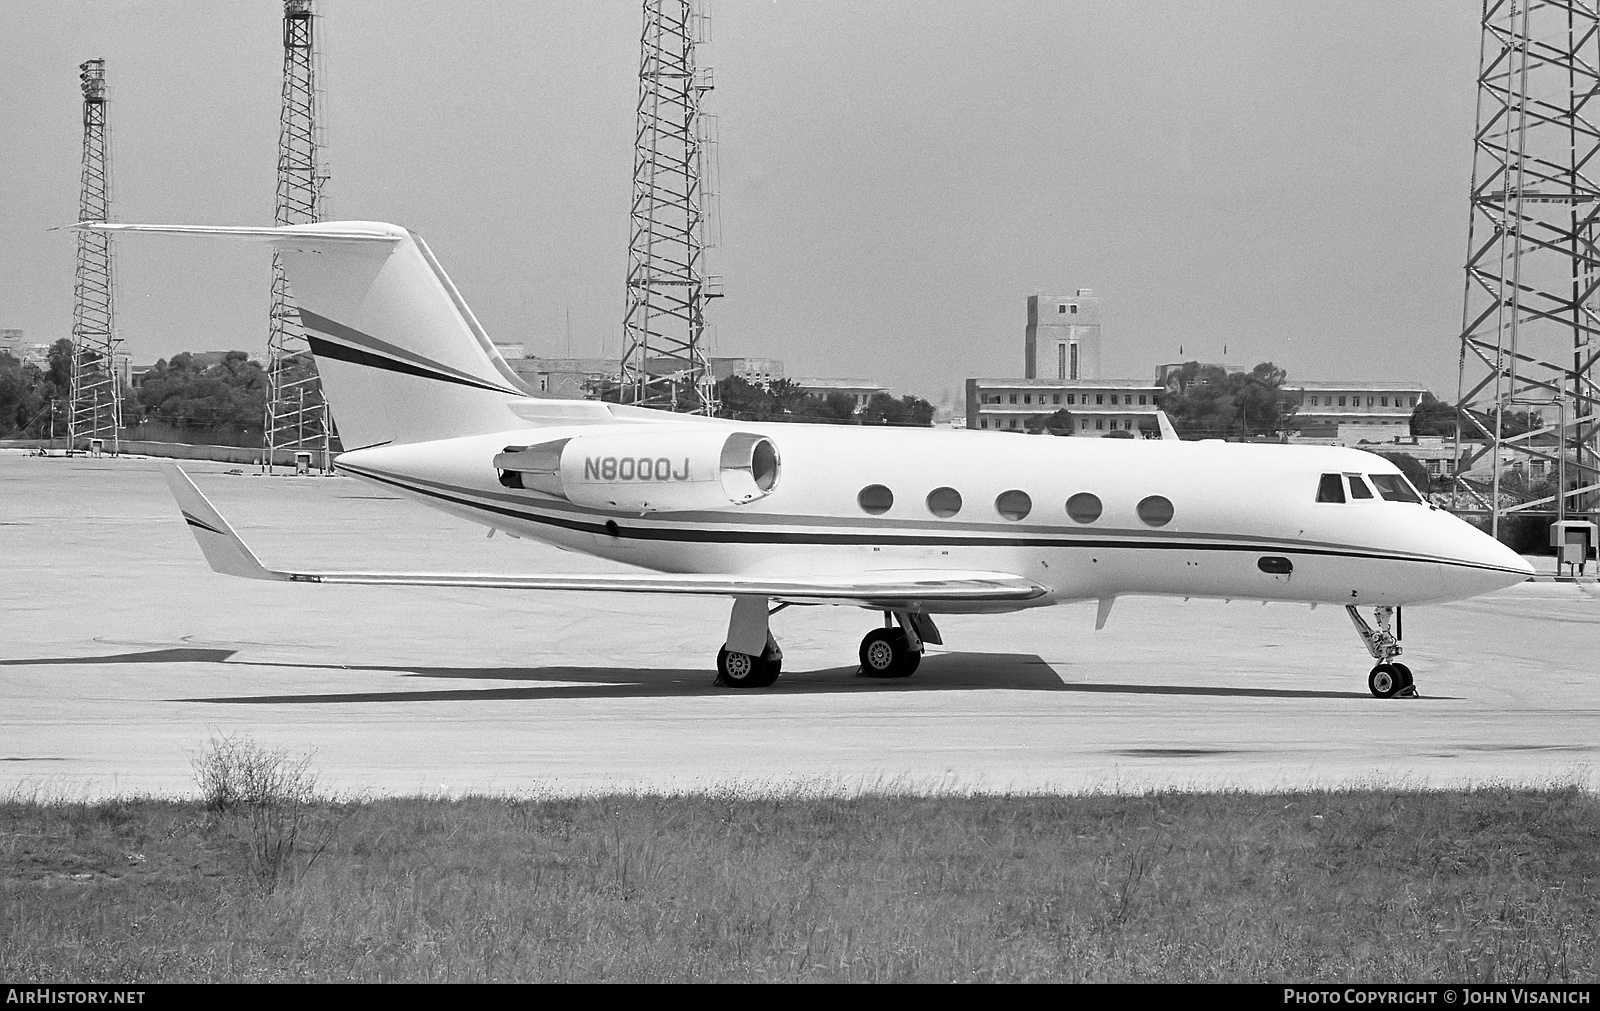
[
  {"x1": 715, "y1": 595, "x2": 785, "y2": 689},
  {"x1": 858, "y1": 611, "x2": 931, "y2": 678},
  {"x1": 715, "y1": 641, "x2": 782, "y2": 688},
  {"x1": 714, "y1": 599, "x2": 940, "y2": 688},
  {"x1": 1345, "y1": 605, "x2": 1416, "y2": 699}
]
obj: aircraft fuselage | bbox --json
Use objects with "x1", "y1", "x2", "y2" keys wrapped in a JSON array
[{"x1": 335, "y1": 416, "x2": 1532, "y2": 615}]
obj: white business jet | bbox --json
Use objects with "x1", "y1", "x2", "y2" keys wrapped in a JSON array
[{"x1": 84, "y1": 221, "x2": 1534, "y2": 698}]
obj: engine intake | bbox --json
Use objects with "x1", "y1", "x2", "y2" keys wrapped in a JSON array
[{"x1": 495, "y1": 430, "x2": 780, "y2": 513}]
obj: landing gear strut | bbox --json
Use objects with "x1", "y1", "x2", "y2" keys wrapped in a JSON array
[
  {"x1": 1345, "y1": 605, "x2": 1416, "y2": 699},
  {"x1": 716, "y1": 595, "x2": 784, "y2": 689}
]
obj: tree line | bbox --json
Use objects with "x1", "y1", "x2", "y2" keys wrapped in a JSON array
[
  {"x1": 0, "y1": 342, "x2": 270, "y2": 442},
  {"x1": 712, "y1": 376, "x2": 936, "y2": 426},
  {"x1": 3, "y1": 346, "x2": 1528, "y2": 448},
  {"x1": 4, "y1": 350, "x2": 940, "y2": 442},
  {"x1": 0, "y1": 340, "x2": 72, "y2": 438}
]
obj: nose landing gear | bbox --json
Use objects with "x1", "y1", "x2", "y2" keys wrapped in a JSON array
[{"x1": 1346, "y1": 605, "x2": 1416, "y2": 698}]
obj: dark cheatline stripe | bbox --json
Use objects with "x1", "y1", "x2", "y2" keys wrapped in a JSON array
[
  {"x1": 335, "y1": 463, "x2": 1525, "y2": 576},
  {"x1": 306, "y1": 335, "x2": 514, "y2": 395},
  {"x1": 298, "y1": 308, "x2": 523, "y2": 395},
  {"x1": 182, "y1": 512, "x2": 226, "y2": 536}
]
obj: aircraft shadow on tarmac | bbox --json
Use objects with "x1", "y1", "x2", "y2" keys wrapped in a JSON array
[
  {"x1": 2, "y1": 647, "x2": 1377, "y2": 702},
  {"x1": 181, "y1": 652, "x2": 1373, "y2": 704},
  {"x1": 186, "y1": 651, "x2": 1067, "y2": 704},
  {"x1": 0, "y1": 647, "x2": 239, "y2": 666}
]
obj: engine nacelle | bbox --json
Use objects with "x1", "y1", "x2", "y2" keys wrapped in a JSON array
[{"x1": 495, "y1": 430, "x2": 780, "y2": 513}]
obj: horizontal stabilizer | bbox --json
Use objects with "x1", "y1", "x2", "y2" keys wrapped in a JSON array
[
  {"x1": 163, "y1": 467, "x2": 1048, "y2": 606},
  {"x1": 163, "y1": 466, "x2": 284, "y2": 581},
  {"x1": 71, "y1": 222, "x2": 403, "y2": 246},
  {"x1": 89, "y1": 220, "x2": 532, "y2": 447}
]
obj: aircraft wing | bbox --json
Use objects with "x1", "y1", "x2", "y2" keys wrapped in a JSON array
[{"x1": 164, "y1": 466, "x2": 1048, "y2": 606}]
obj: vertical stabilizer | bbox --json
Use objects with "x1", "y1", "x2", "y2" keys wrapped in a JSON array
[
  {"x1": 78, "y1": 221, "x2": 535, "y2": 449},
  {"x1": 277, "y1": 222, "x2": 533, "y2": 448}
]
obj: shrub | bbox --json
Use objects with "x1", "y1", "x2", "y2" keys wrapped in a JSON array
[{"x1": 190, "y1": 733, "x2": 321, "y2": 888}]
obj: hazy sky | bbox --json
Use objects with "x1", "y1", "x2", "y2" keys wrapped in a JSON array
[{"x1": 2, "y1": 0, "x2": 1480, "y2": 406}]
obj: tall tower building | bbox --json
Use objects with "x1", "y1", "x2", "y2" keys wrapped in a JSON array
[{"x1": 1025, "y1": 290, "x2": 1100, "y2": 381}]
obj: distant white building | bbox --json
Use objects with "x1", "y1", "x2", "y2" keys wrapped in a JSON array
[
  {"x1": 506, "y1": 357, "x2": 617, "y2": 399},
  {"x1": 968, "y1": 290, "x2": 1161, "y2": 436},
  {"x1": 0, "y1": 329, "x2": 56, "y2": 367},
  {"x1": 1156, "y1": 361, "x2": 1245, "y2": 390},
  {"x1": 792, "y1": 377, "x2": 891, "y2": 410},
  {"x1": 966, "y1": 377, "x2": 1164, "y2": 437},
  {"x1": 710, "y1": 357, "x2": 785, "y2": 387},
  {"x1": 1288, "y1": 381, "x2": 1425, "y2": 436}
]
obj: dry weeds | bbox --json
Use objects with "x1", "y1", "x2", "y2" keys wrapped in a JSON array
[{"x1": 1, "y1": 787, "x2": 1595, "y2": 982}]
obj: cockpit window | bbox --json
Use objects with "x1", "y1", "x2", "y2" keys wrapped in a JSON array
[
  {"x1": 1316, "y1": 473, "x2": 1346, "y2": 503},
  {"x1": 1369, "y1": 473, "x2": 1424, "y2": 504},
  {"x1": 1347, "y1": 474, "x2": 1374, "y2": 500}
]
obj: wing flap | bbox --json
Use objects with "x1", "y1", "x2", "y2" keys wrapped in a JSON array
[
  {"x1": 283, "y1": 569, "x2": 1046, "y2": 603},
  {"x1": 164, "y1": 466, "x2": 1048, "y2": 604}
]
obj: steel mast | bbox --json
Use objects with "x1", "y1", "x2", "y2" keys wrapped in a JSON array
[
  {"x1": 68, "y1": 58, "x2": 122, "y2": 455},
  {"x1": 1453, "y1": 0, "x2": 1600, "y2": 534},
  {"x1": 620, "y1": 0, "x2": 720, "y2": 413},
  {"x1": 264, "y1": 0, "x2": 331, "y2": 472}
]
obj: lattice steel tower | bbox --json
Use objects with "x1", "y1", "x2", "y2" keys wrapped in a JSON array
[
  {"x1": 621, "y1": 0, "x2": 720, "y2": 413},
  {"x1": 264, "y1": 0, "x2": 330, "y2": 471},
  {"x1": 1454, "y1": 0, "x2": 1600, "y2": 533},
  {"x1": 69, "y1": 58, "x2": 122, "y2": 454}
]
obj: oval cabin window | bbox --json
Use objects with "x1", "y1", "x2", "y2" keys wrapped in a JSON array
[
  {"x1": 858, "y1": 484, "x2": 894, "y2": 515},
  {"x1": 1258, "y1": 556, "x2": 1293, "y2": 575},
  {"x1": 926, "y1": 487, "x2": 962, "y2": 518},
  {"x1": 1136, "y1": 495, "x2": 1174, "y2": 527},
  {"x1": 996, "y1": 490, "x2": 1032, "y2": 521},
  {"x1": 1066, "y1": 492, "x2": 1102, "y2": 524}
]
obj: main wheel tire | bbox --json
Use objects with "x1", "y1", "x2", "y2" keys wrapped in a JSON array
[
  {"x1": 754, "y1": 654, "x2": 782, "y2": 688},
  {"x1": 1368, "y1": 663, "x2": 1403, "y2": 699},
  {"x1": 859, "y1": 628, "x2": 917, "y2": 678},
  {"x1": 718, "y1": 646, "x2": 782, "y2": 689}
]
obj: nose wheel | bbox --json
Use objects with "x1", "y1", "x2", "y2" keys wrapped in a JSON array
[
  {"x1": 1368, "y1": 662, "x2": 1415, "y2": 699},
  {"x1": 1348, "y1": 606, "x2": 1417, "y2": 698}
]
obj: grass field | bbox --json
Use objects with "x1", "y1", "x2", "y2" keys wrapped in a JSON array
[{"x1": 3, "y1": 779, "x2": 1596, "y2": 983}]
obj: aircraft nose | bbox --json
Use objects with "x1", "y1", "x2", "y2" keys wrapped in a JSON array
[{"x1": 1439, "y1": 516, "x2": 1536, "y2": 599}]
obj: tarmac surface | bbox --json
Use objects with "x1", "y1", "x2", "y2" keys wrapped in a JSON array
[{"x1": 3, "y1": 452, "x2": 1597, "y2": 798}]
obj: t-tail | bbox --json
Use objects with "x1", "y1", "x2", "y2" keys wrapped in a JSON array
[{"x1": 76, "y1": 221, "x2": 544, "y2": 449}]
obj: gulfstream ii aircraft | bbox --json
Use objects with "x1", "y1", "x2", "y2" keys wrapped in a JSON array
[{"x1": 85, "y1": 221, "x2": 1535, "y2": 698}]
